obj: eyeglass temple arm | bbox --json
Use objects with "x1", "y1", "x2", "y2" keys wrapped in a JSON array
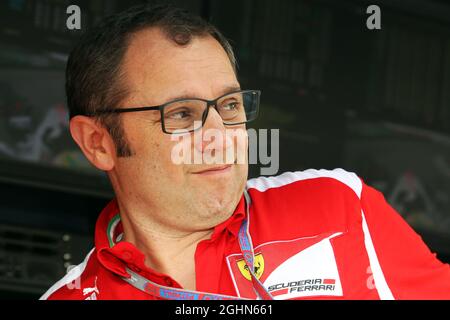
[{"x1": 89, "y1": 106, "x2": 161, "y2": 116}]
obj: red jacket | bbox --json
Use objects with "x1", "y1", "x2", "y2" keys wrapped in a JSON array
[{"x1": 40, "y1": 169, "x2": 450, "y2": 300}]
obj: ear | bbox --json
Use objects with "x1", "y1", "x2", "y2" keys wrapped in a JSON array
[{"x1": 69, "y1": 116, "x2": 116, "y2": 171}]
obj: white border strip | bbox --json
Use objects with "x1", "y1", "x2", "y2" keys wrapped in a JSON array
[
  {"x1": 361, "y1": 210, "x2": 395, "y2": 300},
  {"x1": 39, "y1": 248, "x2": 95, "y2": 300},
  {"x1": 246, "y1": 168, "x2": 362, "y2": 198},
  {"x1": 225, "y1": 254, "x2": 242, "y2": 297}
]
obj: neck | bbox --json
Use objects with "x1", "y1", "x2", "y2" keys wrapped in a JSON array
[{"x1": 119, "y1": 205, "x2": 214, "y2": 291}]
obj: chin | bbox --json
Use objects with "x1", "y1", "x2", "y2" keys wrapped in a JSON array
[
  {"x1": 206, "y1": 193, "x2": 230, "y2": 210},
  {"x1": 204, "y1": 185, "x2": 243, "y2": 216}
]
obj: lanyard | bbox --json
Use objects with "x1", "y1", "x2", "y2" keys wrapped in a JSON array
[{"x1": 122, "y1": 189, "x2": 274, "y2": 300}]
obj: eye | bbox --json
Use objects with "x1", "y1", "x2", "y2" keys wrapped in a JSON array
[
  {"x1": 165, "y1": 108, "x2": 192, "y2": 120},
  {"x1": 221, "y1": 101, "x2": 240, "y2": 111}
]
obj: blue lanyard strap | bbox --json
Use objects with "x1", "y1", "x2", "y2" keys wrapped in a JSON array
[
  {"x1": 123, "y1": 268, "x2": 246, "y2": 300},
  {"x1": 121, "y1": 190, "x2": 274, "y2": 300},
  {"x1": 238, "y1": 190, "x2": 274, "y2": 300}
]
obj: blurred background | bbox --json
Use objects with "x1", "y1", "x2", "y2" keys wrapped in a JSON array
[{"x1": 0, "y1": 0, "x2": 449, "y2": 298}]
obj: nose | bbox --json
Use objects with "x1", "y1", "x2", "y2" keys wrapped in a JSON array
[
  {"x1": 202, "y1": 104, "x2": 225, "y2": 130},
  {"x1": 193, "y1": 105, "x2": 231, "y2": 155}
]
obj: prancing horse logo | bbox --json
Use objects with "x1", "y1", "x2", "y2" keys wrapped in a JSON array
[{"x1": 237, "y1": 253, "x2": 265, "y2": 281}]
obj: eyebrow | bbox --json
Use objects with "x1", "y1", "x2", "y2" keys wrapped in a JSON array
[{"x1": 163, "y1": 85, "x2": 242, "y2": 102}]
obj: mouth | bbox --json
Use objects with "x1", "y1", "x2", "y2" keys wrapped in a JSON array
[{"x1": 192, "y1": 164, "x2": 233, "y2": 175}]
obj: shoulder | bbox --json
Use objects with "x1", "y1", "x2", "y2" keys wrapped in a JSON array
[
  {"x1": 40, "y1": 248, "x2": 99, "y2": 300},
  {"x1": 245, "y1": 168, "x2": 367, "y2": 241},
  {"x1": 246, "y1": 168, "x2": 363, "y2": 199}
]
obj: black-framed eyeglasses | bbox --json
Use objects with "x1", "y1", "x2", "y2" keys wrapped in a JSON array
[{"x1": 90, "y1": 89, "x2": 261, "y2": 134}]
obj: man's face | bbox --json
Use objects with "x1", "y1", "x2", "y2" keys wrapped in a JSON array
[{"x1": 110, "y1": 28, "x2": 248, "y2": 232}]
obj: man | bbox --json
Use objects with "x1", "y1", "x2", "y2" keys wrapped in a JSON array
[{"x1": 41, "y1": 4, "x2": 450, "y2": 300}]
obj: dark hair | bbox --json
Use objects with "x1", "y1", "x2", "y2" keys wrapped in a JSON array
[{"x1": 66, "y1": 3, "x2": 237, "y2": 157}]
